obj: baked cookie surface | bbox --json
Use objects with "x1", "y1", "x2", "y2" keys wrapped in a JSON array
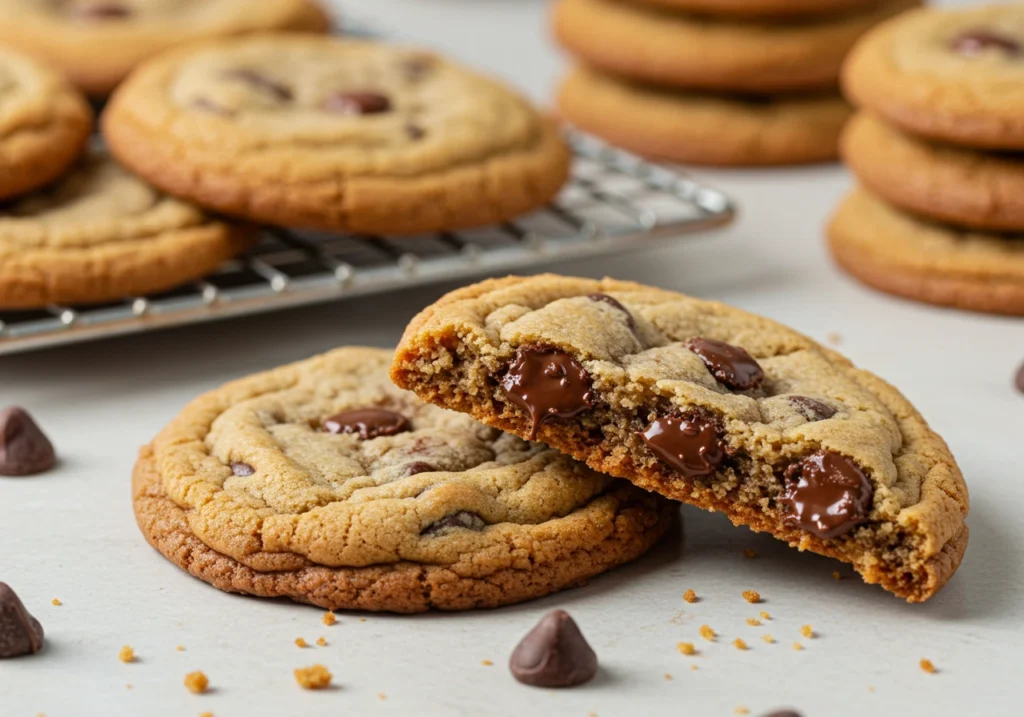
[
  {"x1": 104, "y1": 36, "x2": 571, "y2": 235},
  {"x1": 0, "y1": 150, "x2": 255, "y2": 309},
  {"x1": 626, "y1": 0, "x2": 884, "y2": 20},
  {"x1": 391, "y1": 275, "x2": 970, "y2": 602},
  {"x1": 0, "y1": 0, "x2": 328, "y2": 97},
  {"x1": 829, "y1": 187, "x2": 1024, "y2": 316},
  {"x1": 0, "y1": 47, "x2": 92, "y2": 201},
  {"x1": 843, "y1": 5, "x2": 1024, "y2": 149},
  {"x1": 133, "y1": 347, "x2": 674, "y2": 612},
  {"x1": 842, "y1": 113, "x2": 1024, "y2": 232},
  {"x1": 558, "y1": 67, "x2": 851, "y2": 166},
  {"x1": 552, "y1": 0, "x2": 918, "y2": 94}
]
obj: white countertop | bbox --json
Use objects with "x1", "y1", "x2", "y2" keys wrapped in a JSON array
[{"x1": 1, "y1": 1, "x2": 1019, "y2": 715}]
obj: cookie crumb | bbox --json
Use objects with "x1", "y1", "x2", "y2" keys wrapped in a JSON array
[
  {"x1": 200, "y1": 713, "x2": 213, "y2": 717},
  {"x1": 118, "y1": 645, "x2": 135, "y2": 663},
  {"x1": 664, "y1": 673, "x2": 672, "y2": 680},
  {"x1": 294, "y1": 664, "x2": 332, "y2": 690},
  {"x1": 760, "y1": 611, "x2": 771, "y2": 620},
  {"x1": 184, "y1": 671, "x2": 209, "y2": 694},
  {"x1": 699, "y1": 625, "x2": 715, "y2": 641},
  {"x1": 826, "y1": 332, "x2": 843, "y2": 346},
  {"x1": 800, "y1": 625, "x2": 814, "y2": 639},
  {"x1": 677, "y1": 641, "x2": 696, "y2": 656},
  {"x1": 176, "y1": 645, "x2": 185, "y2": 652},
  {"x1": 742, "y1": 590, "x2": 761, "y2": 604},
  {"x1": 51, "y1": 598, "x2": 61, "y2": 606},
  {"x1": 295, "y1": 637, "x2": 308, "y2": 648},
  {"x1": 322, "y1": 612, "x2": 336, "y2": 626},
  {"x1": 126, "y1": 684, "x2": 132, "y2": 690},
  {"x1": 690, "y1": 664, "x2": 699, "y2": 671},
  {"x1": 746, "y1": 618, "x2": 761, "y2": 627},
  {"x1": 378, "y1": 693, "x2": 387, "y2": 701},
  {"x1": 920, "y1": 659, "x2": 937, "y2": 674},
  {"x1": 683, "y1": 589, "x2": 697, "y2": 603},
  {"x1": 868, "y1": 686, "x2": 876, "y2": 692},
  {"x1": 832, "y1": 571, "x2": 842, "y2": 580},
  {"x1": 732, "y1": 638, "x2": 748, "y2": 651},
  {"x1": 735, "y1": 707, "x2": 750, "y2": 715},
  {"x1": 359, "y1": 618, "x2": 366, "y2": 623},
  {"x1": 743, "y1": 549, "x2": 756, "y2": 559},
  {"x1": 316, "y1": 637, "x2": 327, "y2": 647},
  {"x1": 792, "y1": 643, "x2": 804, "y2": 651},
  {"x1": 762, "y1": 634, "x2": 775, "y2": 644},
  {"x1": 481, "y1": 659, "x2": 493, "y2": 666}
]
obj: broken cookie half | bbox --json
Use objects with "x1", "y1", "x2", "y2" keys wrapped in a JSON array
[{"x1": 391, "y1": 275, "x2": 969, "y2": 602}]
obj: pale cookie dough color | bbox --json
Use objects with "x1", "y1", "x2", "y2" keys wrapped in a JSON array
[
  {"x1": 0, "y1": 0, "x2": 329, "y2": 97},
  {"x1": 133, "y1": 348, "x2": 675, "y2": 612},
  {"x1": 391, "y1": 275, "x2": 970, "y2": 602},
  {"x1": 829, "y1": 187, "x2": 1024, "y2": 316},
  {"x1": 0, "y1": 47, "x2": 92, "y2": 201},
  {"x1": 103, "y1": 36, "x2": 571, "y2": 235},
  {"x1": 844, "y1": 5, "x2": 1024, "y2": 149},
  {"x1": 0, "y1": 150, "x2": 256, "y2": 309},
  {"x1": 558, "y1": 67, "x2": 851, "y2": 166},
  {"x1": 842, "y1": 113, "x2": 1024, "y2": 232},
  {"x1": 627, "y1": 0, "x2": 885, "y2": 20},
  {"x1": 552, "y1": 0, "x2": 918, "y2": 94}
]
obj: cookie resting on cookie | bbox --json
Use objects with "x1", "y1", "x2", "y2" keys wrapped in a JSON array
[{"x1": 391, "y1": 275, "x2": 970, "y2": 602}]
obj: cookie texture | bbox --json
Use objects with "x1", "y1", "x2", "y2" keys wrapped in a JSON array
[
  {"x1": 0, "y1": 150, "x2": 256, "y2": 309},
  {"x1": 842, "y1": 113, "x2": 1024, "y2": 232},
  {"x1": 829, "y1": 187, "x2": 1024, "y2": 316},
  {"x1": 626, "y1": 0, "x2": 884, "y2": 20},
  {"x1": 392, "y1": 275, "x2": 970, "y2": 602},
  {"x1": 103, "y1": 36, "x2": 571, "y2": 235},
  {"x1": 558, "y1": 67, "x2": 851, "y2": 166},
  {"x1": 0, "y1": 47, "x2": 92, "y2": 201},
  {"x1": 552, "y1": 0, "x2": 918, "y2": 94},
  {"x1": 133, "y1": 347, "x2": 675, "y2": 613},
  {"x1": 0, "y1": 0, "x2": 329, "y2": 97},
  {"x1": 843, "y1": 5, "x2": 1024, "y2": 150}
]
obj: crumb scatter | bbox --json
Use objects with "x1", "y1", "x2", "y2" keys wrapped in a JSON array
[
  {"x1": 732, "y1": 638, "x2": 748, "y2": 650},
  {"x1": 699, "y1": 625, "x2": 715, "y2": 641},
  {"x1": 742, "y1": 590, "x2": 761, "y2": 604},
  {"x1": 920, "y1": 659, "x2": 937, "y2": 674},
  {"x1": 792, "y1": 642, "x2": 804, "y2": 651},
  {"x1": 316, "y1": 637, "x2": 327, "y2": 647},
  {"x1": 743, "y1": 549, "x2": 756, "y2": 559},
  {"x1": 760, "y1": 611, "x2": 771, "y2": 620},
  {"x1": 294, "y1": 664, "x2": 332, "y2": 690},
  {"x1": 51, "y1": 598, "x2": 61, "y2": 606},
  {"x1": 295, "y1": 637, "x2": 309, "y2": 648},
  {"x1": 683, "y1": 589, "x2": 697, "y2": 603},
  {"x1": 184, "y1": 671, "x2": 209, "y2": 694},
  {"x1": 118, "y1": 645, "x2": 135, "y2": 663},
  {"x1": 677, "y1": 641, "x2": 696, "y2": 656},
  {"x1": 800, "y1": 624, "x2": 814, "y2": 638},
  {"x1": 746, "y1": 618, "x2": 761, "y2": 626},
  {"x1": 481, "y1": 659, "x2": 493, "y2": 666},
  {"x1": 322, "y1": 612, "x2": 337, "y2": 626},
  {"x1": 762, "y1": 634, "x2": 775, "y2": 644}
]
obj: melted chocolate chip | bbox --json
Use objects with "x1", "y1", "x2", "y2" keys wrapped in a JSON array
[
  {"x1": 509, "y1": 610, "x2": 598, "y2": 688},
  {"x1": 73, "y1": 2, "x2": 132, "y2": 19},
  {"x1": 230, "y1": 462, "x2": 255, "y2": 477},
  {"x1": 421, "y1": 511, "x2": 486, "y2": 535},
  {"x1": 323, "y1": 408, "x2": 411, "y2": 440},
  {"x1": 324, "y1": 92, "x2": 391, "y2": 115},
  {"x1": 641, "y1": 414, "x2": 724, "y2": 479},
  {"x1": 0, "y1": 583, "x2": 44, "y2": 658},
  {"x1": 402, "y1": 461, "x2": 434, "y2": 477},
  {"x1": 500, "y1": 347, "x2": 595, "y2": 440},
  {"x1": 588, "y1": 293, "x2": 637, "y2": 333},
  {"x1": 686, "y1": 337, "x2": 765, "y2": 391},
  {"x1": 1015, "y1": 360, "x2": 1024, "y2": 394},
  {"x1": 0, "y1": 407, "x2": 56, "y2": 477},
  {"x1": 781, "y1": 451, "x2": 873, "y2": 539},
  {"x1": 222, "y1": 69, "x2": 292, "y2": 102},
  {"x1": 788, "y1": 396, "x2": 837, "y2": 422},
  {"x1": 950, "y1": 29, "x2": 1021, "y2": 57}
]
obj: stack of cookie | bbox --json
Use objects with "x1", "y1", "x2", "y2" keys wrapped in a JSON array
[
  {"x1": 552, "y1": 0, "x2": 917, "y2": 166},
  {"x1": 831, "y1": 4, "x2": 1024, "y2": 316}
]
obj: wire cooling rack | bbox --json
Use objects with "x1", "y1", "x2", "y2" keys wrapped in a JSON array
[{"x1": 0, "y1": 132, "x2": 735, "y2": 356}]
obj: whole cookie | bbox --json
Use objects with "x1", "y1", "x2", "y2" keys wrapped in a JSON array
[
  {"x1": 843, "y1": 113, "x2": 1024, "y2": 232},
  {"x1": 0, "y1": 150, "x2": 256, "y2": 309},
  {"x1": 552, "y1": 0, "x2": 918, "y2": 94},
  {"x1": 558, "y1": 67, "x2": 851, "y2": 166},
  {"x1": 103, "y1": 36, "x2": 571, "y2": 235},
  {"x1": 843, "y1": 5, "x2": 1024, "y2": 150},
  {"x1": 133, "y1": 347, "x2": 675, "y2": 612},
  {"x1": 0, "y1": 0, "x2": 329, "y2": 97},
  {"x1": 829, "y1": 187, "x2": 1024, "y2": 316},
  {"x1": 0, "y1": 47, "x2": 92, "y2": 201},
  {"x1": 392, "y1": 275, "x2": 970, "y2": 602},
  {"x1": 626, "y1": 0, "x2": 884, "y2": 20}
]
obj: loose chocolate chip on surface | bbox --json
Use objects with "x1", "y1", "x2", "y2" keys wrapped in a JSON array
[
  {"x1": 402, "y1": 461, "x2": 434, "y2": 477},
  {"x1": 950, "y1": 29, "x2": 1021, "y2": 57},
  {"x1": 781, "y1": 451, "x2": 873, "y2": 539},
  {"x1": 222, "y1": 69, "x2": 293, "y2": 102},
  {"x1": 230, "y1": 462, "x2": 255, "y2": 477},
  {"x1": 0, "y1": 583, "x2": 44, "y2": 658},
  {"x1": 509, "y1": 610, "x2": 598, "y2": 688},
  {"x1": 0, "y1": 407, "x2": 56, "y2": 477},
  {"x1": 641, "y1": 414, "x2": 724, "y2": 479},
  {"x1": 686, "y1": 337, "x2": 765, "y2": 391},
  {"x1": 1015, "y1": 361, "x2": 1024, "y2": 394},
  {"x1": 587, "y1": 293, "x2": 637, "y2": 332},
  {"x1": 421, "y1": 511, "x2": 487, "y2": 536},
  {"x1": 324, "y1": 92, "x2": 391, "y2": 115},
  {"x1": 788, "y1": 396, "x2": 837, "y2": 422},
  {"x1": 500, "y1": 346, "x2": 595, "y2": 440},
  {"x1": 73, "y1": 2, "x2": 132, "y2": 19},
  {"x1": 323, "y1": 408, "x2": 411, "y2": 440}
]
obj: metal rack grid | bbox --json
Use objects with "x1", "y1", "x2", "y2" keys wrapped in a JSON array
[{"x1": 0, "y1": 132, "x2": 735, "y2": 356}]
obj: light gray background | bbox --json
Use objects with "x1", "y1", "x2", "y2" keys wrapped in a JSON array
[{"x1": 1, "y1": 1, "x2": 1018, "y2": 715}]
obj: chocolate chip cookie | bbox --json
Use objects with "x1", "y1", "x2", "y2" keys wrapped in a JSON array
[
  {"x1": 558, "y1": 67, "x2": 852, "y2": 166},
  {"x1": 626, "y1": 0, "x2": 884, "y2": 20},
  {"x1": 0, "y1": 149, "x2": 256, "y2": 309},
  {"x1": 0, "y1": 0, "x2": 329, "y2": 97},
  {"x1": 843, "y1": 5, "x2": 1024, "y2": 149},
  {"x1": 0, "y1": 46, "x2": 92, "y2": 201},
  {"x1": 829, "y1": 187, "x2": 1024, "y2": 316},
  {"x1": 103, "y1": 36, "x2": 572, "y2": 235},
  {"x1": 391, "y1": 275, "x2": 970, "y2": 602},
  {"x1": 133, "y1": 347, "x2": 675, "y2": 612},
  {"x1": 552, "y1": 0, "x2": 918, "y2": 94}
]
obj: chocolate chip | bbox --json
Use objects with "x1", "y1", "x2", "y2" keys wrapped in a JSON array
[
  {"x1": 788, "y1": 396, "x2": 836, "y2": 422},
  {"x1": 509, "y1": 610, "x2": 598, "y2": 688},
  {"x1": 0, "y1": 407, "x2": 56, "y2": 477},
  {"x1": 421, "y1": 511, "x2": 486, "y2": 536},
  {"x1": 323, "y1": 408, "x2": 411, "y2": 440},
  {"x1": 73, "y1": 2, "x2": 132, "y2": 19},
  {"x1": 686, "y1": 337, "x2": 765, "y2": 391},
  {"x1": 500, "y1": 346, "x2": 595, "y2": 440},
  {"x1": 324, "y1": 92, "x2": 391, "y2": 115},
  {"x1": 405, "y1": 124, "x2": 426, "y2": 140},
  {"x1": 588, "y1": 293, "x2": 637, "y2": 333},
  {"x1": 1015, "y1": 361, "x2": 1024, "y2": 394},
  {"x1": 222, "y1": 69, "x2": 292, "y2": 102},
  {"x1": 402, "y1": 461, "x2": 434, "y2": 477},
  {"x1": 230, "y1": 462, "x2": 255, "y2": 477},
  {"x1": 0, "y1": 583, "x2": 44, "y2": 658},
  {"x1": 781, "y1": 451, "x2": 873, "y2": 539},
  {"x1": 641, "y1": 413, "x2": 724, "y2": 479},
  {"x1": 950, "y1": 29, "x2": 1021, "y2": 57}
]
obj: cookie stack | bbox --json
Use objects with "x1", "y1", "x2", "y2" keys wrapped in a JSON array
[
  {"x1": 553, "y1": 0, "x2": 917, "y2": 166},
  {"x1": 831, "y1": 4, "x2": 1024, "y2": 315}
]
